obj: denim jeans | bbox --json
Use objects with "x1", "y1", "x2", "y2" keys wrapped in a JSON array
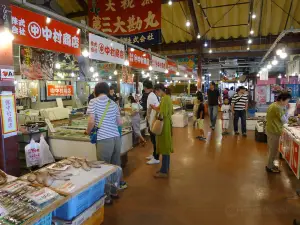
[
  {"x1": 160, "y1": 155, "x2": 170, "y2": 174},
  {"x1": 208, "y1": 105, "x2": 218, "y2": 127},
  {"x1": 233, "y1": 110, "x2": 246, "y2": 133}
]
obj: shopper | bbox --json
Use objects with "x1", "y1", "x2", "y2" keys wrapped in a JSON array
[
  {"x1": 128, "y1": 95, "x2": 146, "y2": 146},
  {"x1": 88, "y1": 91, "x2": 95, "y2": 104},
  {"x1": 86, "y1": 82, "x2": 126, "y2": 203},
  {"x1": 231, "y1": 86, "x2": 248, "y2": 136},
  {"x1": 196, "y1": 95, "x2": 206, "y2": 140},
  {"x1": 221, "y1": 98, "x2": 231, "y2": 135},
  {"x1": 145, "y1": 80, "x2": 160, "y2": 165},
  {"x1": 207, "y1": 82, "x2": 221, "y2": 130},
  {"x1": 265, "y1": 92, "x2": 291, "y2": 173},
  {"x1": 108, "y1": 86, "x2": 118, "y2": 102},
  {"x1": 150, "y1": 84, "x2": 173, "y2": 178}
]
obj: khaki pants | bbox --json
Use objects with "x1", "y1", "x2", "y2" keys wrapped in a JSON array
[{"x1": 266, "y1": 132, "x2": 280, "y2": 169}]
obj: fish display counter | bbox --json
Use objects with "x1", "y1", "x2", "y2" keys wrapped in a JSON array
[
  {"x1": 279, "y1": 125, "x2": 300, "y2": 178},
  {"x1": 49, "y1": 126, "x2": 133, "y2": 161}
]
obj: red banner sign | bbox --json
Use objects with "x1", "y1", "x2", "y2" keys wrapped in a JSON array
[
  {"x1": 88, "y1": 0, "x2": 161, "y2": 36},
  {"x1": 47, "y1": 85, "x2": 74, "y2": 97},
  {"x1": 128, "y1": 49, "x2": 150, "y2": 69},
  {"x1": 11, "y1": 6, "x2": 81, "y2": 56},
  {"x1": 167, "y1": 60, "x2": 177, "y2": 74},
  {"x1": 291, "y1": 141, "x2": 300, "y2": 177}
]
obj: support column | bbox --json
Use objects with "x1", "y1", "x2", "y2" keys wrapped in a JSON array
[
  {"x1": 135, "y1": 74, "x2": 139, "y2": 95},
  {"x1": 0, "y1": 1, "x2": 20, "y2": 176},
  {"x1": 197, "y1": 44, "x2": 203, "y2": 91}
]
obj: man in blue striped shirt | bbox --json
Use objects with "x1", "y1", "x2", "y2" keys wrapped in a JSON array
[{"x1": 231, "y1": 86, "x2": 248, "y2": 136}]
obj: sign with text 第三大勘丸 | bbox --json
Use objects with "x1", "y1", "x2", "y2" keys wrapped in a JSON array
[
  {"x1": 88, "y1": 0, "x2": 161, "y2": 45},
  {"x1": 11, "y1": 5, "x2": 81, "y2": 56}
]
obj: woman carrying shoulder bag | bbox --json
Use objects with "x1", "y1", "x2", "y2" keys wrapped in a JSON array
[
  {"x1": 86, "y1": 82, "x2": 127, "y2": 204},
  {"x1": 150, "y1": 84, "x2": 173, "y2": 178}
]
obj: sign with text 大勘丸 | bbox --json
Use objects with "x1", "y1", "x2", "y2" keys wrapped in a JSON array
[
  {"x1": 88, "y1": 0, "x2": 161, "y2": 45},
  {"x1": 128, "y1": 49, "x2": 150, "y2": 69},
  {"x1": 1, "y1": 95, "x2": 17, "y2": 135},
  {"x1": 151, "y1": 56, "x2": 166, "y2": 73},
  {"x1": 89, "y1": 33, "x2": 125, "y2": 65},
  {"x1": 11, "y1": 6, "x2": 81, "y2": 56},
  {"x1": 47, "y1": 85, "x2": 74, "y2": 97}
]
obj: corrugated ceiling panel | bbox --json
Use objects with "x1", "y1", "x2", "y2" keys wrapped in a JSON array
[
  {"x1": 57, "y1": 0, "x2": 84, "y2": 14},
  {"x1": 161, "y1": 2, "x2": 194, "y2": 43}
]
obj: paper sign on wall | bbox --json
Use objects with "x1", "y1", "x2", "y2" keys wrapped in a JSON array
[
  {"x1": 0, "y1": 69, "x2": 14, "y2": 81},
  {"x1": 47, "y1": 85, "x2": 73, "y2": 97},
  {"x1": 0, "y1": 95, "x2": 17, "y2": 135},
  {"x1": 89, "y1": 33, "x2": 125, "y2": 65}
]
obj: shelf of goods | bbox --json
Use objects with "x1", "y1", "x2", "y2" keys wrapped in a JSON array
[
  {"x1": 49, "y1": 126, "x2": 133, "y2": 160},
  {"x1": 279, "y1": 126, "x2": 300, "y2": 178},
  {"x1": 0, "y1": 158, "x2": 117, "y2": 225}
]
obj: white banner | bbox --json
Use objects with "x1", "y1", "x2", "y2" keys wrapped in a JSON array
[
  {"x1": 152, "y1": 56, "x2": 166, "y2": 73},
  {"x1": 89, "y1": 33, "x2": 125, "y2": 65}
]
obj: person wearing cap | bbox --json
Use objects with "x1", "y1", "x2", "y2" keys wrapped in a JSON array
[{"x1": 231, "y1": 86, "x2": 248, "y2": 136}]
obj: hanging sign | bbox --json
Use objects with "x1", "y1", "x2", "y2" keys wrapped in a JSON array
[
  {"x1": 11, "y1": 6, "x2": 81, "y2": 56},
  {"x1": 0, "y1": 69, "x2": 14, "y2": 81},
  {"x1": 128, "y1": 49, "x2": 150, "y2": 69},
  {"x1": 167, "y1": 60, "x2": 177, "y2": 75},
  {"x1": 89, "y1": 33, "x2": 125, "y2": 65},
  {"x1": 260, "y1": 69, "x2": 268, "y2": 81},
  {"x1": 88, "y1": 0, "x2": 161, "y2": 45},
  {"x1": 152, "y1": 56, "x2": 166, "y2": 73},
  {"x1": 0, "y1": 95, "x2": 17, "y2": 135},
  {"x1": 47, "y1": 85, "x2": 74, "y2": 97}
]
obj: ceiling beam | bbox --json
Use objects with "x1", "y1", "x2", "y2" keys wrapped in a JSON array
[
  {"x1": 202, "y1": 1, "x2": 250, "y2": 9},
  {"x1": 187, "y1": 0, "x2": 199, "y2": 37},
  {"x1": 145, "y1": 34, "x2": 300, "y2": 52},
  {"x1": 66, "y1": 11, "x2": 87, "y2": 18}
]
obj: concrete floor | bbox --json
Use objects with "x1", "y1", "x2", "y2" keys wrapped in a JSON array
[{"x1": 104, "y1": 120, "x2": 300, "y2": 225}]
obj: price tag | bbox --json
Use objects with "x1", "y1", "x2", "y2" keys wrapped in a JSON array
[
  {"x1": 57, "y1": 181, "x2": 76, "y2": 193},
  {"x1": 26, "y1": 188, "x2": 59, "y2": 205},
  {"x1": 2, "y1": 181, "x2": 28, "y2": 193}
]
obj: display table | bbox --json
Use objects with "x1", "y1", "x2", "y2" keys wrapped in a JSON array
[
  {"x1": 279, "y1": 126, "x2": 300, "y2": 178},
  {"x1": 0, "y1": 160, "x2": 117, "y2": 225},
  {"x1": 49, "y1": 126, "x2": 133, "y2": 160}
]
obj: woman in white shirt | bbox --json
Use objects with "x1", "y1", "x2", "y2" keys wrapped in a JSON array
[{"x1": 128, "y1": 95, "x2": 146, "y2": 146}]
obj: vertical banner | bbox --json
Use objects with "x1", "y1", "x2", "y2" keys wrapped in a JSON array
[
  {"x1": 88, "y1": 0, "x2": 161, "y2": 45},
  {"x1": 0, "y1": 95, "x2": 17, "y2": 136},
  {"x1": 286, "y1": 84, "x2": 299, "y2": 103},
  {"x1": 255, "y1": 86, "x2": 267, "y2": 104},
  {"x1": 291, "y1": 141, "x2": 300, "y2": 178}
]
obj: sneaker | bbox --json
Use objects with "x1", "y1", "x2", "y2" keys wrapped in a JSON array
[
  {"x1": 119, "y1": 181, "x2": 128, "y2": 190},
  {"x1": 242, "y1": 133, "x2": 247, "y2": 137},
  {"x1": 199, "y1": 137, "x2": 206, "y2": 141},
  {"x1": 105, "y1": 196, "x2": 113, "y2": 205},
  {"x1": 147, "y1": 158, "x2": 160, "y2": 165},
  {"x1": 265, "y1": 166, "x2": 281, "y2": 173},
  {"x1": 146, "y1": 155, "x2": 153, "y2": 160},
  {"x1": 235, "y1": 132, "x2": 239, "y2": 135}
]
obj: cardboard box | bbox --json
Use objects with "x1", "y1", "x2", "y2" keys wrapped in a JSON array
[
  {"x1": 82, "y1": 206, "x2": 104, "y2": 225},
  {"x1": 53, "y1": 197, "x2": 105, "y2": 225}
]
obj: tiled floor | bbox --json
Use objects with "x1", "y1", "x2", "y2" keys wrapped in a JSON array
[{"x1": 104, "y1": 119, "x2": 300, "y2": 225}]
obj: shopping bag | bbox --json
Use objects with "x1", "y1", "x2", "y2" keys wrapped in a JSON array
[
  {"x1": 39, "y1": 135, "x2": 55, "y2": 167},
  {"x1": 25, "y1": 139, "x2": 41, "y2": 167},
  {"x1": 151, "y1": 114, "x2": 164, "y2": 135}
]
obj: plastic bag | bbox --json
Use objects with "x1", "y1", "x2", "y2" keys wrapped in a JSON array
[
  {"x1": 25, "y1": 139, "x2": 41, "y2": 167},
  {"x1": 39, "y1": 135, "x2": 55, "y2": 167}
]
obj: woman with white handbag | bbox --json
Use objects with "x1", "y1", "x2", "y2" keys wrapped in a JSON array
[{"x1": 150, "y1": 84, "x2": 173, "y2": 178}]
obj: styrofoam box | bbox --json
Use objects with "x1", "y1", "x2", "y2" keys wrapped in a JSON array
[
  {"x1": 172, "y1": 112, "x2": 188, "y2": 128},
  {"x1": 246, "y1": 120, "x2": 258, "y2": 131},
  {"x1": 53, "y1": 197, "x2": 105, "y2": 225}
]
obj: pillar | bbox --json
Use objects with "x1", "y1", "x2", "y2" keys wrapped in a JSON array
[
  {"x1": 197, "y1": 54, "x2": 202, "y2": 90},
  {"x1": 0, "y1": 0, "x2": 20, "y2": 176},
  {"x1": 135, "y1": 73, "x2": 139, "y2": 95}
]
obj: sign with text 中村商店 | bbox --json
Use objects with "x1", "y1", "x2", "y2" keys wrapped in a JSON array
[
  {"x1": 11, "y1": 5, "x2": 81, "y2": 56},
  {"x1": 88, "y1": 0, "x2": 161, "y2": 45},
  {"x1": 151, "y1": 56, "x2": 166, "y2": 73},
  {"x1": 47, "y1": 85, "x2": 74, "y2": 97},
  {"x1": 1, "y1": 95, "x2": 18, "y2": 136},
  {"x1": 128, "y1": 49, "x2": 150, "y2": 69},
  {"x1": 89, "y1": 33, "x2": 125, "y2": 64}
]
